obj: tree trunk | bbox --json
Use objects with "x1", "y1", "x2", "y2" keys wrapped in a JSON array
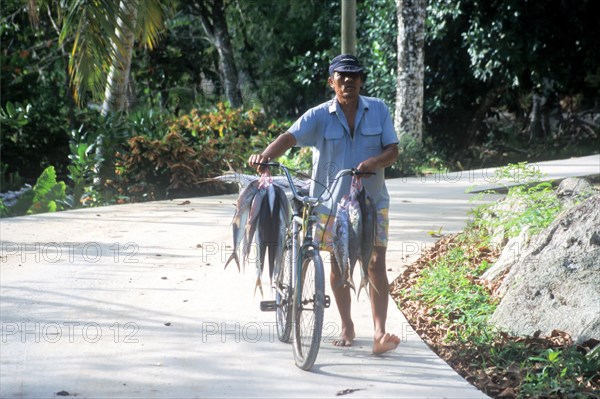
[
  {"x1": 197, "y1": 0, "x2": 242, "y2": 108},
  {"x1": 101, "y1": 0, "x2": 138, "y2": 115},
  {"x1": 528, "y1": 90, "x2": 552, "y2": 142},
  {"x1": 394, "y1": 0, "x2": 426, "y2": 142}
]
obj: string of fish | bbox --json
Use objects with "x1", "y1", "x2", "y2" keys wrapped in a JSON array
[
  {"x1": 224, "y1": 170, "x2": 291, "y2": 297},
  {"x1": 333, "y1": 175, "x2": 378, "y2": 299}
]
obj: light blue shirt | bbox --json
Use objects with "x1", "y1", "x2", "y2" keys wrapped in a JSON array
[{"x1": 288, "y1": 95, "x2": 398, "y2": 213}]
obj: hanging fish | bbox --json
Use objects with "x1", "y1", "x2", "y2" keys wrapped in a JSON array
[
  {"x1": 224, "y1": 179, "x2": 260, "y2": 272},
  {"x1": 256, "y1": 185, "x2": 279, "y2": 296},
  {"x1": 347, "y1": 178, "x2": 364, "y2": 292},
  {"x1": 249, "y1": 172, "x2": 292, "y2": 297},
  {"x1": 333, "y1": 196, "x2": 351, "y2": 289},
  {"x1": 271, "y1": 184, "x2": 291, "y2": 283},
  {"x1": 243, "y1": 182, "x2": 268, "y2": 271},
  {"x1": 357, "y1": 187, "x2": 377, "y2": 299},
  {"x1": 222, "y1": 170, "x2": 293, "y2": 296}
]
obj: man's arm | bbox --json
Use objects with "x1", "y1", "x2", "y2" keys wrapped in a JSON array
[
  {"x1": 356, "y1": 143, "x2": 399, "y2": 175},
  {"x1": 248, "y1": 132, "x2": 298, "y2": 170}
]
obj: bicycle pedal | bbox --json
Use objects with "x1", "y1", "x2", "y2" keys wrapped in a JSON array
[
  {"x1": 260, "y1": 300, "x2": 277, "y2": 312},
  {"x1": 324, "y1": 295, "x2": 331, "y2": 308}
]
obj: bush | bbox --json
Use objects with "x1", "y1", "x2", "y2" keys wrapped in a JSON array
[
  {"x1": 0, "y1": 166, "x2": 67, "y2": 217},
  {"x1": 116, "y1": 103, "x2": 289, "y2": 201}
]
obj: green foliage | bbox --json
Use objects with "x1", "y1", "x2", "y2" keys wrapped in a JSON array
[
  {"x1": 358, "y1": 0, "x2": 397, "y2": 107},
  {"x1": 1, "y1": 166, "x2": 67, "y2": 217},
  {"x1": 0, "y1": 163, "x2": 24, "y2": 192},
  {"x1": 390, "y1": 134, "x2": 450, "y2": 177},
  {"x1": 66, "y1": 126, "x2": 100, "y2": 208},
  {"x1": 424, "y1": 0, "x2": 600, "y2": 154},
  {"x1": 521, "y1": 347, "x2": 599, "y2": 398},
  {"x1": 0, "y1": 101, "x2": 30, "y2": 130},
  {"x1": 1, "y1": 1, "x2": 73, "y2": 182},
  {"x1": 116, "y1": 103, "x2": 290, "y2": 200},
  {"x1": 472, "y1": 163, "x2": 564, "y2": 238},
  {"x1": 410, "y1": 232, "x2": 498, "y2": 341},
  {"x1": 277, "y1": 148, "x2": 312, "y2": 175}
]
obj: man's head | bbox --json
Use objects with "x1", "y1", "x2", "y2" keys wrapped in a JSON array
[{"x1": 328, "y1": 54, "x2": 363, "y2": 103}]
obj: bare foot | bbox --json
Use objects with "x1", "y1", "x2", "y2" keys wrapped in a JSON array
[
  {"x1": 372, "y1": 332, "x2": 400, "y2": 354},
  {"x1": 332, "y1": 328, "x2": 356, "y2": 347}
]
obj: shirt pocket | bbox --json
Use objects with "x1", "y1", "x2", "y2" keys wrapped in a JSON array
[
  {"x1": 324, "y1": 125, "x2": 344, "y2": 140},
  {"x1": 322, "y1": 125, "x2": 345, "y2": 161},
  {"x1": 361, "y1": 127, "x2": 382, "y2": 156}
]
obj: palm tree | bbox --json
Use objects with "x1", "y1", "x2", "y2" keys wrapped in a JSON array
[{"x1": 56, "y1": 0, "x2": 166, "y2": 113}]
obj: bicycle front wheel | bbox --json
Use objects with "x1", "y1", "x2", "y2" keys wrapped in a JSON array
[
  {"x1": 292, "y1": 248, "x2": 325, "y2": 371},
  {"x1": 274, "y1": 237, "x2": 293, "y2": 343}
]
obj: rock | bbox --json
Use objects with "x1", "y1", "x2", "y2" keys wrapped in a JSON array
[
  {"x1": 481, "y1": 226, "x2": 531, "y2": 284},
  {"x1": 489, "y1": 195, "x2": 600, "y2": 343},
  {"x1": 556, "y1": 177, "x2": 595, "y2": 208},
  {"x1": 556, "y1": 177, "x2": 594, "y2": 198}
]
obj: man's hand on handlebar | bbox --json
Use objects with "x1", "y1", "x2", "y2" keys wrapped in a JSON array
[
  {"x1": 248, "y1": 154, "x2": 270, "y2": 173},
  {"x1": 355, "y1": 157, "x2": 378, "y2": 178}
]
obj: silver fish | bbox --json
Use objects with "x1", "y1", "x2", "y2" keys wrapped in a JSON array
[
  {"x1": 333, "y1": 197, "x2": 350, "y2": 289},
  {"x1": 254, "y1": 223, "x2": 264, "y2": 297},
  {"x1": 357, "y1": 189, "x2": 377, "y2": 299},
  {"x1": 224, "y1": 179, "x2": 260, "y2": 271},
  {"x1": 347, "y1": 193, "x2": 361, "y2": 292},
  {"x1": 243, "y1": 186, "x2": 267, "y2": 270},
  {"x1": 257, "y1": 187, "x2": 279, "y2": 295},
  {"x1": 272, "y1": 184, "x2": 291, "y2": 284},
  {"x1": 255, "y1": 179, "x2": 292, "y2": 297}
]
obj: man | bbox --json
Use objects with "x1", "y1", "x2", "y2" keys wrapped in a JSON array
[{"x1": 248, "y1": 54, "x2": 401, "y2": 354}]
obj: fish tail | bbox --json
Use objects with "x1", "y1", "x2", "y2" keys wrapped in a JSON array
[
  {"x1": 346, "y1": 274, "x2": 356, "y2": 293},
  {"x1": 357, "y1": 277, "x2": 370, "y2": 300},
  {"x1": 254, "y1": 278, "x2": 264, "y2": 298},
  {"x1": 224, "y1": 251, "x2": 240, "y2": 272}
]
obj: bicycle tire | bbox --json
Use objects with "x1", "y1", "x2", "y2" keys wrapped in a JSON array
[
  {"x1": 292, "y1": 248, "x2": 325, "y2": 371},
  {"x1": 274, "y1": 237, "x2": 293, "y2": 343}
]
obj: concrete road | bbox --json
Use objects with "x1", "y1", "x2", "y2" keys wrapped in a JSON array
[{"x1": 1, "y1": 154, "x2": 598, "y2": 398}]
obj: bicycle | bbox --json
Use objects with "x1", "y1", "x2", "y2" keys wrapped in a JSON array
[{"x1": 257, "y1": 162, "x2": 370, "y2": 371}]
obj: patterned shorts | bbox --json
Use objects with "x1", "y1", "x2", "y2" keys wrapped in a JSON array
[{"x1": 314, "y1": 208, "x2": 389, "y2": 252}]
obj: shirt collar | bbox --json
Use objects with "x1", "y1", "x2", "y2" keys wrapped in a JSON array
[{"x1": 328, "y1": 95, "x2": 369, "y2": 114}]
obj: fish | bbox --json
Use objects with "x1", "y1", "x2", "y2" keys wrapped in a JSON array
[
  {"x1": 252, "y1": 175, "x2": 293, "y2": 297},
  {"x1": 272, "y1": 184, "x2": 291, "y2": 283},
  {"x1": 224, "y1": 179, "x2": 260, "y2": 271},
  {"x1": 222, "y1": 170, "x2": 293, "y2": 296},
  {"x1": 258, "y1": 187, "x2": 280, "y2": 292},
  {"x1": 347, "y1": 191, "x2": 362, "y2": 292},
  {"x1": 357, "y1": 188, "x2": 377, "y2": 300},
  {"x1": 243, "y1": 185, "x2": 268, "y2": 270},
  {"x1": 333, "y1": 196, "x2": 350, "y2": 289}
]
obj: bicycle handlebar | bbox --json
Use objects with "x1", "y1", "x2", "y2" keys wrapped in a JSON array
[{"x1": 254, "y1": 162, "x2": 374, "y2": 205}]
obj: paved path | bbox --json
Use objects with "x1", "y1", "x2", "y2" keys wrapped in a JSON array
[{"x1": 1, "y1": 155, "x2": 598, "y2": 399}]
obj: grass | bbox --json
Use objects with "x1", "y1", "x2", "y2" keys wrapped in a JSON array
[{"x1": 391, "y1": 163, "x2": 600, "y2": 398}]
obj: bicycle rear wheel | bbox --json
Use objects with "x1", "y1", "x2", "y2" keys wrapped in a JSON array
[
  {"x1": 292, "y1": 248, "x2": 325, "y2": 370},
  {"x1": 274, "y1": 237, "x2": 293, "y2": 342}
]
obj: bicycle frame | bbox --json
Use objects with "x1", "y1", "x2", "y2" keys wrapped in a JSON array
[{"x1": 258, "y1": 162, "x2": 359, "y2": 301}]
